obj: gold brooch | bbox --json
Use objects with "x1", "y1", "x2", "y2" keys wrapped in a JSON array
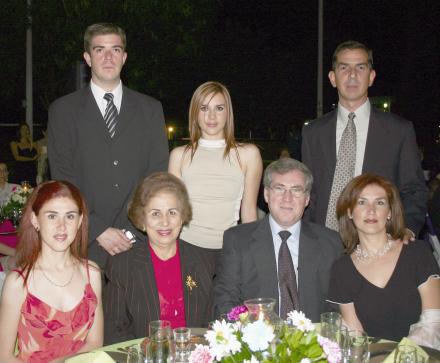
[{"x1": 185, "y1": 275, "x2": 197, "y2": 291}]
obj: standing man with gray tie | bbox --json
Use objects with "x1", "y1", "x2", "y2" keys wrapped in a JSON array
[
  {"x1": 302, "y1": 40, "x2": 427, "y2": 235},
  {"x1": 48, "y1": 23, "x2": 169, "y2": 268}
]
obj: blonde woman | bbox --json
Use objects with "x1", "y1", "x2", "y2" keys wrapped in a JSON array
[{"x1": 169, "y1": 81, "x2": 262, "y2": 260}]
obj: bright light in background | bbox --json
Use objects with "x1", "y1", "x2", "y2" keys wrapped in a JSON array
[
  {"x1": 383, "y1": 102, "x2": 388, "y2": 109},
  {"x1": 167, "y1": 126, "x2": 174, "y2": 140}
]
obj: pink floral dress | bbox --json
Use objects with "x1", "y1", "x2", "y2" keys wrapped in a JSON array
[{"x1": 15, "y1": 266, "x2": 98, "y2": 363}]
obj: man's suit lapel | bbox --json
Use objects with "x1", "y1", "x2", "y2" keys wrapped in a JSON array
[
  {"x1": 362, "y1": 107, "x2": 389, "y2": 172},
  {"x1": 113, "y1": 86, "x2": 136, "y2": 141},
  {"x1": 321, "y1": 111, "x2": 337, "y2": 175},
  {"x1": 297, "y1": 221, "x2": 321, "y2": 312},
  {"x1": 250, "y1": 217, "x2": 279, "y2": 311},
  {"x1": 130, "y1": 237, "x2": 161, "y2": 325}
]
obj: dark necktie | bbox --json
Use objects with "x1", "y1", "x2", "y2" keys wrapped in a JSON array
[
  {"x1": 278, "y1": 230, "x2": 299, "y2": 319},
  {"x1": 104, "y1": 93, "x2": 118, "y2": 138},
  {"x1": 325, "y1": 112, "x2": 356, "y2": 230}
]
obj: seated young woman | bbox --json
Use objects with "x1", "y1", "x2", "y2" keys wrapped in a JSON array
[
  {"x1": 104, "y1": 172, "x2": 215, "y2": 345},
  {"x1": 328, "y1": 174, "x2": 440, "y2": 346},
  {"x1": 0, "y1": 181, "x2": 103, "y2": 363}
]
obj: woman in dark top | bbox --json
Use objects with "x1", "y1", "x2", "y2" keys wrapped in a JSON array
[
  {"x1": 328, "y1": 174, "x2": 440, "y2": 343},
  {"x1": 9, "y1": 122, "x2": 39, "y2": 186},
  {"x1": 104, "y1": 172, "x2": 215, "y2": 345}
]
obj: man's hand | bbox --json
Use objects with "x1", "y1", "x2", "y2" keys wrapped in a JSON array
[{"x1": 96, "y1": 227, "x2": 132, "y2": 255}]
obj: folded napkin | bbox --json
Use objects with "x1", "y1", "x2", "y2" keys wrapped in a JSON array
[
  {"x1": 65, "y1": 351, "x2": 115, "y2": 363},
  {"x1": 382, "y1": 337, "x2": 429, "y2": 363}
]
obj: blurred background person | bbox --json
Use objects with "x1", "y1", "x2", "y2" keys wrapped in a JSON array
[
  {"x1": 36, "y1": 129, "x2": 49, "y2": 185},
  {"x1": 104, "y1": 172, "x2": 215, "y2": 344},
  {"x1": 328, "y1": 174, "x2": 440, "y2": 346},
  {"x1": 169, "y1": 81, "x2": 262, "y2": 264},
  {"x1": 0, "y1": 162, "x2": 19, "y2": 279},
  {"x1": 9, "y1": 122, "x2": 39, "y2": 186},
  {"x1": 0, "y1": 180, "x2": 103, "y2": 362},
  {"x1": 0, "y1": 162, "x2": 19, "y2": 207}
]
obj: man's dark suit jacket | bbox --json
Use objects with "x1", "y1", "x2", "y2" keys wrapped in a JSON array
[
  {"x1": 104, "y1": 231, "x2": 215, "y2": 344},
  {"x1": 302, "y1": 107, "x2": 428, "y2": 234},
  {"x1": 213, "y1": 216, "x2": 343, "y2": 323},
  {"x1": 48, "y1": 85, "x2": 169, "y2": 267}
]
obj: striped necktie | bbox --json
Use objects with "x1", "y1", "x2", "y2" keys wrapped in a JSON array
[{"x1": 104, "y1": 93, "x2": 118, "y2": 138}]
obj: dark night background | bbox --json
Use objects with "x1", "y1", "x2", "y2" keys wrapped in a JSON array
[{"x1": 1, "y1": 0, "x2": 439, "y2": 166}]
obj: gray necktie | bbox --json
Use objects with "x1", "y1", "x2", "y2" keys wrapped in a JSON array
[
  {"x1": 104, "y1": 93, "x2": 118, "y2": 138},
  {"x1": 325, "y1": 112, "x2": 356, "y2": 230},
  {"x1": 278, "y1": 230, "x2": 299, "y2": 319}
]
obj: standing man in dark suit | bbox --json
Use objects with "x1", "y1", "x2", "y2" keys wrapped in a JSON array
[
  {"x1": 48, "y1": 23, "x2": 169, "y2": 268},
  {"x1": 213, "y1": 158, "x2": 342, "y2": 322},
  {"x1": 302, "y1": 40, "x2": 427, "y2": 235}
]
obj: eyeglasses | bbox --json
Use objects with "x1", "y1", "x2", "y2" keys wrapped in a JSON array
[{"x1": 269, "y1": 185, "x2": 306, "y2": 198}]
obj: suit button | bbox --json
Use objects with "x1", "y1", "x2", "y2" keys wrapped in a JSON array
[
  {"x1": 113, "y1": 160, "x2": 119, "y2": 166},
  {"x1": 113, "y1": 183, "x2": 119, "y2": 188}
]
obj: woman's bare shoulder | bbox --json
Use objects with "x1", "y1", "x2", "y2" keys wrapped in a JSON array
[
  {"x1": 2, "y1": 270, "x2": 26, "y2": 297},
  {"x1": 237, "y1": 143, "x2": 261, "y2": 161}
]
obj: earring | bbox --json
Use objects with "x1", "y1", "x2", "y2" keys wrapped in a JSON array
[
  {"x1": 35, "y1": 226, "x2": 40, "y2": 232},
  {"x1": 142, "y1": 225, "x2": 146, "y2": 232},
  {"x1": 387, "y1": 216, "x2": 391, "y2": 220}
]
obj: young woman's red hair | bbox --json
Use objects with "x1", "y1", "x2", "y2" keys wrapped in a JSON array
[{"x1": 16, "y1": 180, "x2": 89, "y2": 285}]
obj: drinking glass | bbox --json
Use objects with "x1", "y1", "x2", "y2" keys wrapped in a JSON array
[
  {"x1": 126, "y1": 344, "x2": 143, "y2": 363},
  {"x1": 394, "y1": 345, "x2": 417, "y2": 363},
  {"x1": 146, "y1": 320, "x2": 173, "y2": 363},
  {"x1": 320, "y1": 312, "x2": 342, "y2": 341},
  {"x1": 345, "y1": 330, "x2": 369, "y2": 363},
  {"x1": 173, "y1": 327, "x2": 191, "y2": 363}
]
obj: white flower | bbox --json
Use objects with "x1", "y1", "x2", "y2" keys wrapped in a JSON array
[
  {"x1": 242, "y1": 320, "x2": 275, "y2": 352},
  {"x1": 287, "y1": 310, "x2": 315, "y2": 332},
  {"x1": 204, "y1": 320, "x2": 241, "y2": 360},
  {"x1": 299, "y1": 359, "x2": 312, "y2": 363},
  {"x1": 244, "y1": 356, "x2": 260, "y2": 363}
]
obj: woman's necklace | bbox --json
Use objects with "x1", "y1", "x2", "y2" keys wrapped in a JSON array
[
  {"x1": 38, "y1": 262, "x2": 75, "y2": 287},
  {"x1": 354, "y1": 234, "x2": 395, "y2": 263}
]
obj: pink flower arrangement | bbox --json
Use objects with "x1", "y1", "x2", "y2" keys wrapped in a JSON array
[
  {"x1": 189, "y1": 344, "x2": 214, "y2": 363},
  {"x1": 318, "y1": 336, "x2": 342, "y2": 363},
  {"x1": 227, "y1": 305, "x2": 248, "y2": 321}
]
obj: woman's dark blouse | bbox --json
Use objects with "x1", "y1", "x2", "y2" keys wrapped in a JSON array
[{"x1": 328, "y1": 242, "x2": 440, "y2": 341}]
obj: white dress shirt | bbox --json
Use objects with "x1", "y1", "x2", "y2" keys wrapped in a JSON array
[
  {"x1": 90, "y1": 80, "x2": 123, "y2": 117},
  {"x1": 336, "y1": 99, "x2": 371, "y2": 176},
  {"x1": 269, "y1": 215, "x2": 301, "y2": 314}
]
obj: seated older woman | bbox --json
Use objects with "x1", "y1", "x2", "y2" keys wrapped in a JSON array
[
  {"x1": 104, "y1": 172, "x2": 215, "y2": 344},
  {"x1": 328, "y1": 174, "x2": 440, "y2": 346}
]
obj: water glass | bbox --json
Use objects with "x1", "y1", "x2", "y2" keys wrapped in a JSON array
[
  {"x1": 320, "y1": 312, "x2": 342, "y2": 341},
  {"x1": 149, "y1": 320, "x2": 172, "y2": 338},
  {"x1": 126, "y1": 344, "x2": 143, "y2": 363},
  {"x1": 146, "y1": 320, "x2": 173, "y2": 363},
  {"x1": 345, "y1": 330, "x2": 369, "y2": 363},
  {"x1": 338, "y1": 326, "x2": 350, "y2": 351},
  {"x1": 394, "y1": 345, "x2": 417, "y2": 363},
  {"x1": 173, "y1": 327, "x2": 191, "y2": 362}
]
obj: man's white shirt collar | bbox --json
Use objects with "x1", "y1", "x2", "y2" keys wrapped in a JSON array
[{"x1": 90, "y1": 80, "x2": 123, "y2": 116}]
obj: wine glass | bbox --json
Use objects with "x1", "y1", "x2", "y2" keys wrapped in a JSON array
[{"x1": 345, "y1": 330, "x2": 369, "y2": 363}]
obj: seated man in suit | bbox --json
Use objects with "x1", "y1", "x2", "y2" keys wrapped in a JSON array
[{"x1": 214, "y1": 158, "x2": 343, "y2": 322}]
